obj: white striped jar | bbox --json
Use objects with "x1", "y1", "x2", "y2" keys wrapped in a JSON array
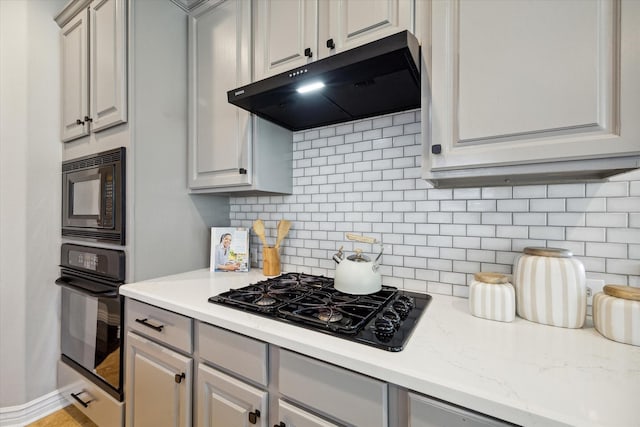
[
  {"x1": 469, "y1": 272, "x2": 515, "y2": 322},
  {"x1": 513, "y1": 247, "x2": 586, "y2": 328},
  {"x1": 593, "y1": 285, "x2": 640, "y2": 347}
]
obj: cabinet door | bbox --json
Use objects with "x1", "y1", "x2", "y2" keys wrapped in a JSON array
[
  {"x1": 89, "y1": 0, "x2": 127, "y2": 132},
  {"x1": 126, "y1": 332, "x2": 192, "y2": 427},
  {"x1": 60, "y1": 9, "x2": 89, "y2": 142},
  {"x1": 426, "y1": 0, "x2": 640, "y2": 175},
  {"x1": 254, "y1": 0, "x2": 318, "y2": 80},
  {"x1": 188, "y1": 0, "x2": 252, "y2": 190},
  {"x1": 409, "y1": 392, "x2": 514, "y2": 427},
  {"x1": 325, "y1": 0, "x2": 414, "y2": 54},
  {"x1": 197, "y1": 364, "x2": 268, "y2": 427},
  {"x1": 276, "y1": 399, "x2": 340, "y2": 427}
]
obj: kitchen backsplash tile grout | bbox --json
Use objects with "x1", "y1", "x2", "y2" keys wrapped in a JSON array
[{"x1": 230, "y1": 110, "x2": 640, "y2": 296}]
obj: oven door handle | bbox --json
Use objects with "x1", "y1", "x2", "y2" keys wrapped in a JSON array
[{"x1": 55, "y1": 276, "x2": 119, "y2": 298}]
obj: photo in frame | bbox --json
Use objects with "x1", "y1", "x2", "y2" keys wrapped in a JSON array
[{"x1": 210, "y1": 227, "x2": 249, "y2": 272}]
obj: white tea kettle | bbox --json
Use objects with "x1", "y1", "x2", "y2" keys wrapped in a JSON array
[{"x1": 332, "y1": 233, "x2": 383, "y2": 295}]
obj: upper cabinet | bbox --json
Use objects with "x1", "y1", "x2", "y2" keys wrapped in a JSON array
[
  {"x1": 254, "y1": 0, "x2": 416, "y2": 80},
  {"x1": 57, "y1": 0, "x2": 127, "y2": 143},
  {"x1": 424, "y1": 0, "x2": 640, "y2": 187},
  {"x1": 188, "y1": 0, "x2": 292, "y2": 194}
]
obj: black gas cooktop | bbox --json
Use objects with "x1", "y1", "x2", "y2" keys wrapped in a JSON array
[{"x1": 208, "y1": 272, "x2": 431, "y2": 352}]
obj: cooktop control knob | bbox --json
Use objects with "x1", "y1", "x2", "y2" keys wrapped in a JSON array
[
  {"x1": 392, "y1": 299, "x2": 411, "y2": 319},
  {"x1": 381, "y1": 309, "x2": 401, "y2": 329},
  {"x1": 373, "y1": 317, "x2": 395, "y2": 341},
  {"x1": 397, "y1": 294, "x2": 415, "y2": 309}
]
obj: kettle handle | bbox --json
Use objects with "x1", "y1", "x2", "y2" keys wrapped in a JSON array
[{"x1": 345, "y1": 233, "x2": 378, "y2": 244}]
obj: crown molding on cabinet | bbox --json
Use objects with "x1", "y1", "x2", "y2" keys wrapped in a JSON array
[
  {"x1": 54, "y1": 0, "x2": 92, "y2": 27},
  {"x1": 169, "y1": 0, "x2": 209, "y2": 12}
]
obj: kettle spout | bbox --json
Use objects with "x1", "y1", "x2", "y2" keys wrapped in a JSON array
[{"x1": 332, "y1": 246, "x2": 344, "y2": 264}]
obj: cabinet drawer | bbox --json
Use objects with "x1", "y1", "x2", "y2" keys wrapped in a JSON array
[
  {"x1": 278, "y1": 349, "x2": 387, "y2": 427},
  {"x1": 126, "y1": 299, "x2": 192, "y2": 353},
  {"x1": 58, "y1": 360, "x2": 124, "y2": 427},
  {"x1": 198, "y1": 322, "x2": 268, "y2": 386}
]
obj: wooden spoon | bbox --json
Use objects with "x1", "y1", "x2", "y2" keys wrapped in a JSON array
[
  {"x1": 274, "y1": 220, "x2": 292, "y2": 249},
  {"x1": 252, "y1": 219, "x2": 269, "y2": 247}
]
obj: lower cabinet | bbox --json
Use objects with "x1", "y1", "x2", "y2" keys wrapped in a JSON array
[
  {"x1": 408, "y1": 392, "x2": 516, "y2": 427},
  {"x1": 125, "y1": 331, "x2": 193, "y2": 427},
  {"x1": 275, "y1": 399, "x2": 340, "y2": 427},
  {"x1": 277, "y1": 348, "x2": 388, "y2": 427},
  {"x1": 197, "y1": 364, "x2": 268, "y2": 426},
  {"x1": 124, "y1": 298, "x2": 516, "y2": 426}
]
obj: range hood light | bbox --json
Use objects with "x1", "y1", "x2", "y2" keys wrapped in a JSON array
[{"x1": 296, "y1": 81, "x2": 325, "y2": 94}]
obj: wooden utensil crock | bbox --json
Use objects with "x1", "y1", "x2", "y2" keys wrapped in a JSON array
[{"x1": 263, "y1": 247, "x2": 280, "y2": 276}]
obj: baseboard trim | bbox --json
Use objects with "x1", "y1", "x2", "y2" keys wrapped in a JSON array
[{"x1": 0, "y1": 390, "x2": 67, "y2": 427}]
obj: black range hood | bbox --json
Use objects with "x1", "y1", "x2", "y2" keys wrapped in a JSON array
[{"x1": 228, "y1": 31, "x2": 421, "y2": 132}]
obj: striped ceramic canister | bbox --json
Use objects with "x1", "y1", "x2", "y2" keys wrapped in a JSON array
[
  {"x1": 469, "y1": 272, "x2": 515, "y2": 322},
  {"x1": 592, "y1": 285, "x2": 640, "y2": 347},
  {"x1": 513, "y1": 247, "x2": 586, "y2": 328}
]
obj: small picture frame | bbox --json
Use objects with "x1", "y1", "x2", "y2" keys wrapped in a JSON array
[{"x1": 210, "y1": 227, "x2": 249, "y2": 272}]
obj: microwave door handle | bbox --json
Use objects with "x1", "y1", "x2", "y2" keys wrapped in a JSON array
[{"x1": 55, "y1": 277, "x2": 118, "y2": 298}]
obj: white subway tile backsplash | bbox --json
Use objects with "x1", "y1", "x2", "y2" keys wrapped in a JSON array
[
  {"x1": 586, "y1": 212, "x2": 627, "y2": 227},
  {"x1": 566, "y1": 197, "x2": 606, "y2": 212},
  {"x1": 586, "y1": 242, "x2": 628, "y2": 259},
  {"x1": 607, "y1": 197, "x2": 640, "y2": 212},
  {"x1": 230, "y1": 111, "x2": 639, "y2": 295},
  {"x1": 513, "y1": 185, "x2": 546, "y2": 199},
  {"x1": 547, "y1": 183, "x2": 585, "y2": 198},
  {"x1": 586, "y1": 182, "x2": 629, "y2": 197},
  {"x1": 482, "y1": 187, "x2": 513, "y2": 199}
]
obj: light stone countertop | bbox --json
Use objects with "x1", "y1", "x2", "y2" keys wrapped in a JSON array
[{"x1": 119, "y1": 269, "x2": 640, "y2": 427}]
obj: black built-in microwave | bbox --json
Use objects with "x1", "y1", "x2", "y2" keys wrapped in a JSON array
[{"x1": 62, "y1": 147, "x2": 125, "y2": 245}]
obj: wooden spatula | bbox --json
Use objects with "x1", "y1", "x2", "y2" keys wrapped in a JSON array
[
  {"x1": 252, "y1": 219, "x2": 269, "y2": 247},
  {"x1": 274, "y1": 220, "x2": 292, "y2": 249}
]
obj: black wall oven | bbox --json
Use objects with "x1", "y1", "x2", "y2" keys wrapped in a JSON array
[
  {"x1": 62, "y1": 147, "x2": 125, "y2": 245},
  {"x1": 56, "y1": 244, "x2": 125, "y2": 401}
]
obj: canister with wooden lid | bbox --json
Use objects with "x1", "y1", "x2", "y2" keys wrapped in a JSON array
[
  {"x1": 469, "y1": 272, "x2": 515, "y2": 322},
  {"x1": 593, "y1": 285, "x2": 640, "y2": 347},
  {"x1": 513, "y1": 247, "x2": 586, "y2": 328}
]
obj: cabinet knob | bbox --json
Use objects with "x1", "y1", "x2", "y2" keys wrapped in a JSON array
[
  {"x1": 84, "y1": 115, "x2": 93, "y2": 123},
  {"x1": 248, "y1": 409, "x2": 261, "y2": 424},
  {"x1": 431, "y1": 144, "x2": 442, "y2": 155},
  {"x1": 239, "y1": 168, "x2": 247, "y2": 175},
  {"x1": 304, "y1": 47, "x2": 312, "y2": 58},
  {"x1": 174, "y1": 372, "x2": 185, "y2": 384},
  {"x1": 326, "y1": 38, "x2": 335, "y2": 49},
  {"x1": 76, "y1": 119, "x2": 84, "y2": 126}
]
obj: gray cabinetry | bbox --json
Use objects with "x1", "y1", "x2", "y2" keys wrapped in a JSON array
[
  {"x1": 57, "y1": 0, "x2": 127, "y2": 142},
  {"x1": 424, "y1": 0, "x2": 640, "y2": 186},
  {"x1": 188, "y1": 0, "x2": 292, "y2": 194},
  {"x1": 277, "y1": 348, "x2": 388, "y2": 427},
  {"x1": 125, "y1": 300, "x2": 194, "y2": 427},
  {"x1": 197, "y1": 322, "x2": 268, "y2": 426},
  {"x1": 408, "y1": 392, "x2": 515, "y2": 427}
]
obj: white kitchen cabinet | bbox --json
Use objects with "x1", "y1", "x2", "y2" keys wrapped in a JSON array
[
  {"x1": 254, "y1": 0, "x2": 416, "y2": 80},
  {"x1": 197, "y1": 364, "x2": 268, "y2": 427},
  {"x1": 188, "y1": 0, "x2": 292, "y2": 194},
  {"x1": 126, "y1": 331, "x2": 193, "y2": 427},
  {"x1": 57, "y1": 0, "x2": 127, "y2": 142},
  {"x1": 408, "y1": 391, "x2": 514, "y2": 427},
  {"x1": 424, "y1": 0, "x2": 640, "y2": 187}
]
